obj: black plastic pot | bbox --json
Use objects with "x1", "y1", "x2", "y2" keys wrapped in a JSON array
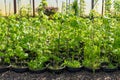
[
  {"x1": 84, "y1": 67, "x2": 101, "y2": 73},
  {"x1": 11, "y1": 66, "x2": 28, "y2": 73},
  {"x1": 10, "y1": 62, "x2": 29, "y2": 73},
  {"x1": 101, "y1": 62, "x2": 118, "y2": 72},
  {"x1": 101, "y1": 67, "x2": 118, "y2": 72},
  {"x1": 66, "y1": 66, "x2": 83, "y2": 72},
  {"x1": 29, "y1": 67, "x2": 47, "y2": 74},
  {"x1": 47, "y1": 66, "x2": 66, "y2": 74},
  {"x1": 0, "y1": 65, "x2": 10, "y2": 73},
  {"x1": 118, "y1": 66, "x2": 120, "y2": 70}
]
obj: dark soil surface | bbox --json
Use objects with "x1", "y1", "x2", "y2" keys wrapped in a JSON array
[{"x1": 0, "y1": 70, "x2": 120, "y2": 80}]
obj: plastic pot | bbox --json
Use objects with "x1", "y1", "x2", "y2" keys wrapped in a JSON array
[
  {"x1": 84, "y1": 67, "x2": 101, "y2": 73},
  {"x1": 118, "y1": 66, "x2": 120, "y2": 70},
  {"x1": 66, "y1": 66, "x2": 83, "y2": 72},
  {"x1": 10, "y1": 62, "x2": 29, "y2": 73},
  {"x1": 47, "y1": 66, "x2": 66, "y2": 74},
  {"x1": 29, "y1": 67, "x2": 47, "y2": 74},
  {"x1": 11, "y1": 66, "x2": 28, "y2": 73},
  {"x1": 0, "y1": 64, "x2": 10, "y2": 73},
  {"x1": 101, "y1": 62, "x2": 118, "y2": 72},
  {"x1": 101, "y1": 67, "x2": 118, "y2": 72}
]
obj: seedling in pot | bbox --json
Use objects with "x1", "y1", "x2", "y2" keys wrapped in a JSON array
[
  {"x1": 63, "y1": 59, "x2": 82, "y2": 72},
  {"x1": 28, "y1": 54, "x2": 49, "y2": 73},
  {"x1": 101, "y1": 61, "x2": 118, "y2": 72},
  {"x1": 0, "y1": 52, "x2": 4, "y2": 64},
  {"x1": 47, "y1": 54, "x2": 65, "y2": 74},
  {"x1": 0, "y1": 54, "x2": 10, "y2": 73},
  {"x1": 112, "y1": 49, "x2": 120, "y2": 68},
  {"x1": 0, "y1": 49, "x2": 11, "y2": 73},
  {"x1": 83, "y1": 43, "x2": 101, "y2": 72}
]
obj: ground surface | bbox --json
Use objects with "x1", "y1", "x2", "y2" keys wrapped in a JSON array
[{"x1": 0, "y1": 70, "x2": 120, "y2": 80}]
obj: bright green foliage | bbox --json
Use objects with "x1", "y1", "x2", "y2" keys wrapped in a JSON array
[
  {"x1": 105, "y1": 0, "x2": 112, "y2": 14},
  {"x1": 72, "y1": 0, "x2": 79, "y2": 16},
  {"x1": 64, "y1": 60, "x2": 81, "y2": 68},
  {"x1": 38, "y1": 0, "x2": 48, "y2": 16},
  {"x1": 114, "y1": 0, "x2": 120, "y2": 17},
  {"x1": 0, "y1": 11, "x2": 120, "y2": 71},
  {"x1": 79, "y1": 0, "x2": 85, "y2": 16}
]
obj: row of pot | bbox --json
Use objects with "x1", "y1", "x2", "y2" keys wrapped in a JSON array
[{"x1": 0, "y1": 64, "x2": 120, "y2": 74}]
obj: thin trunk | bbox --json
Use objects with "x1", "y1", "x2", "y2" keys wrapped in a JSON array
[
  {"x1": 30, "y1": 0, "x2": 32, "y2": 5},
  {"x1": 102, "y1": 0, "x2": 104, "y2": 16},
  {"x1": 14, "y1": 0, "x2": 17, "y2": 14},
  {"x1": 33, "y1": 0, "x2": 35, "y2": 17},
  {"x1": 56, "y1": 0, "x2": 58, "y2": 8},
  {"x1": 4, "y1": 0, "x2": 7, "y2": 16},
  {"x1": 91, "y1": 0, "x2": 94, "y2": 10},
  {"x1": 91, "y1": 0, "x2": 94, "y2": 20},
  {"x1": 66, "y1": 0, "x2": 68, "y2": 13},
  {"x1": 69, "y1": 0, "x2": 70, "y2": 5},
  {"x1": 9, "y1": 1, "x2": 11, "y2": 15},
  {"x1": 69, "y1": 0, "x2": 70, "y2": 10}
]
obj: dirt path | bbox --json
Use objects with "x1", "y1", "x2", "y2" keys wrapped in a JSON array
[{"x1": 0, "y1": 70, "x2": 120, "y2": 80}]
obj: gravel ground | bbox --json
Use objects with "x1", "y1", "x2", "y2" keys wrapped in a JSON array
[{"x1": 0, "y1": 70, "x2": 120, "y2": 80}]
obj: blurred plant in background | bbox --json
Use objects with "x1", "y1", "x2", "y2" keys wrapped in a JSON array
[
  {"x1": 114, "y1": 0, "x2": 120, "y2": 18},
  {"x1": 105, "y1": 0, "x2": 112, "y2": 16},
  {"x1": 37, "y1": 0, "x2": 48, "y2": 17},
  {"x1": 79, "y1": 0, "x2": 85, "y2": 17}
]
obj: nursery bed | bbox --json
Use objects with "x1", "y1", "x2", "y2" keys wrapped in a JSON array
[{"x1": 0, "y1": 70, "x2": 120, "y2": 80}]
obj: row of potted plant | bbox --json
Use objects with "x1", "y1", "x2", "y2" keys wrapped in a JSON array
[
  {"x1": 0, "y1": 59, "x2": 120, "y2": 73},
  {"x1": 0, "y1": 14, "x2": 120, "y2": 73}
]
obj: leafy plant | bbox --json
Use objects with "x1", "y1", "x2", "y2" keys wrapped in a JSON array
[
  {"x1": 72, "y1": 0, "x2": 79, "y2": 16},
  {"x1": 79, "y1": 0, "x2": 85, "y2": 17},
  {"x1": 83, "y1": 45, "x2": 101, "y2": 70},
  {"x1": 112, "y1": 48, "x2": 120, "y2": 66},
  {"x1": 63, "y1": 60, "x2": 81, "y2": 68},
  {"x1": 28, "y1": 55, "x2": 49, "y2": 70},
  {"x1": 0, "y1": 7, "x2": 120, "y2": 72},
  {"x1": 114, "y1": 0, "x2": 120, "y2": 18},
  {"x1": 105, "y1": 0, "x2": 112, "y2": 16},
  {"x1": 37, "y1": 0, "x2": 48, "y2": 17}
]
